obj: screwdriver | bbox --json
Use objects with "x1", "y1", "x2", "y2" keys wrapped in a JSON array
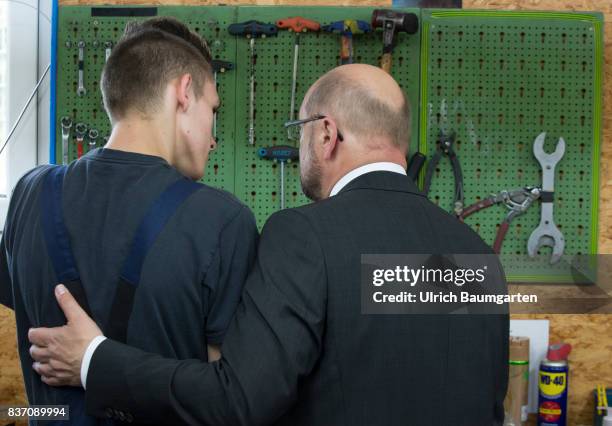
[
  {"x1": 228, "y1": 20, "x2": 278, "y2": 146},
  {"x1": 276, "y1": 17, "x2": 320, "y2": 142},
  {"x1": 258, "y1": 145, "x2": 299, "y2": 210}
]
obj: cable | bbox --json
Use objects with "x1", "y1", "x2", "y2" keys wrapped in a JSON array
[{"x1": 0, "y1": 63, "x2": 50, "y2": 157}]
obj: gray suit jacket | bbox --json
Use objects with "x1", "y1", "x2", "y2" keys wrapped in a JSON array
[{"x1": 86, "y1": 171, "x2": 509, "y2": 425}]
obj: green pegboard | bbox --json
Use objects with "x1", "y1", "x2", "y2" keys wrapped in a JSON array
[
  {"x1": 419, "y1": 10, "x2": 603, "y2": 282},
  {"x1": 55, "y1": 5, "x2": 421, "y2": 228},
  {"x1": 231, "y1": 6, "x2": 420, "y2": 225},
  {"x1": 55, "y1": 6, "x2": 238, "y2": 193},
  {"x1": 54, "y1": 7, "x2": 603, "y2": 282}
]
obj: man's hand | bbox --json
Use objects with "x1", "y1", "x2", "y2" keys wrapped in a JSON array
[{"x1": 28, "y1": 284, "x2": 103, "y2": 387}]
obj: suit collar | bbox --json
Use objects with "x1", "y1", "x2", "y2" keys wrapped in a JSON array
[
  {"x1": 329, "y1": 162, "x2": 406, "y2": 196},
  {"x1": 337, "y1": 170, "x2": 424, "y2": 197}
]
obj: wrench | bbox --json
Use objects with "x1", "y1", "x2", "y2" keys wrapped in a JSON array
[
  {"x1": 77, "y1": 41, "x2": 86, "y2": 96},
  {"x1": 248, "y1": 38, "x2": 256, "y2": 145},
  {"x1": 88, "y1": 128, "x2": 99, "y2": 152},
  {"x1": 527, "y1": 132, "x2": 565, "y2": 264},
  {"x1": 60, "y1": 116, "x2": 72, "y2": 165},
  {"x1": 104, "y1": 41, "x2": 113, "y2": 62},
  {"x1": 211, "y1": 60, "x2": 235, "y2": 141},
  {"x1": 75, "y1": 123, "x2": 87, "y2": 159}
]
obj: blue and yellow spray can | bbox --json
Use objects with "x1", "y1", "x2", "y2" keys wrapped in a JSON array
[{"x1": 537, "y1": 343, "x2": 572, "y2": 426}]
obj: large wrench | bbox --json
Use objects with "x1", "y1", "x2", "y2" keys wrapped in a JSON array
[
  {"x1": 527, "y1": 132, "x2": 565, "y2": 264},
  {"x1": 60, "y1": 116, "x2": 72, "y2": 165}
]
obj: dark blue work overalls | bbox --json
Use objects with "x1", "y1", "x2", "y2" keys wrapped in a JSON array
[{"x1": 39, "y1": 165, "x2": 202, "y2": 425}]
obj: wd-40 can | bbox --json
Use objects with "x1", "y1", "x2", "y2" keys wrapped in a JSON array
[{"x1": 538, "y1": 343, "x2": 572, "y2": 426}]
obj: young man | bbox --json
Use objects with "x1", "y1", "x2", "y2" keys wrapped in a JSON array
[{"x1": 0, "y1": 17, "x2": 257, "y2": 425}]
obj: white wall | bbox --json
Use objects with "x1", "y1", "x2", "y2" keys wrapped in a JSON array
[{"x1": 0, "y1": 0, "x2": 50, "y2": 230}]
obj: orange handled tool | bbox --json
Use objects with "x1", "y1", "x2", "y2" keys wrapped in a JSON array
[
  {"x1": 276, "y1": 17, "x2": 321, "y2": 142},
  {"x1": 276, "y1": 17, "x2": 320, "y2": 33}
]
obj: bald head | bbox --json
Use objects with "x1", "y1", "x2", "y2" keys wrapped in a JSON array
[{"x1": 302, "y1": 64, "x2": 411, "y2": 151}]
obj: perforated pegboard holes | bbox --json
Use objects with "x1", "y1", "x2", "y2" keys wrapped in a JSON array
[{"x1": 421, "y1": 10, "x2": 603, "y2": 280}]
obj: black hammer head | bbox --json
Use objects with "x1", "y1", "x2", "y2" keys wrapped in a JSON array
[{"x1": 372, "y1": 10, "x2": 419, "y2": 49}]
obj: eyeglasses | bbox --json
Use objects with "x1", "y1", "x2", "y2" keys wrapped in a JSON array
[{"x1": 283, "y1": 114, "x2": 345, "y2": 142}]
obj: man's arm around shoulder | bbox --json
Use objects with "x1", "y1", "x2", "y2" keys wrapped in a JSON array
[{"x1": 33, "y1": 209, "x2": 327, "y2": 425}]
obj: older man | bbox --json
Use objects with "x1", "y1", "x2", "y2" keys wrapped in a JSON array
[{"x1": 29, "y1": 64, "x2": 508, "y2": 426}]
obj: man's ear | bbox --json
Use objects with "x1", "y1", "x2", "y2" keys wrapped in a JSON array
[
  {"x1": 176, "y1": 73, "x2": 193, "y2": 112},
  {"x1": 322, "y1": 118, "x2": 341, "y2": 161}
]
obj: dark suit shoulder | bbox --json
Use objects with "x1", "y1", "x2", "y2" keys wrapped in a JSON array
[
  {"x1": 183, "y1": 183, "x2": 255, "y2": 228},
  {"x1": 418, "y1": 198, "x2": 495, "y2": 254},
  {"x1": 260, "y1": 207, "x2": 314, "y2": 238},
  {"x1": 287, "y1": 183, "x2": 494, "y2": 255}
]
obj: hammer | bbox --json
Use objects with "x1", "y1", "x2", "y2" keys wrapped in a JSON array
[
  {"x1": 371, "y1": 10, "x2": 419, "y2": 73},
  {"x1": 322, "y1": 20, "x2": 371, "y2": 65}
]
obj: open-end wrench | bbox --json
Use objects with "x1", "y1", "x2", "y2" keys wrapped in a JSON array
[
  {"x1": 77, "y1": 41, "x2": 86, "y2": 96},
  {"x1": 75, "y1": 123, "x2": 87, "y2": 159},
  {"x1": 527, "y1": 132, "x2": 565, "y2": 264},
  {"x1": 88, "y1": 128, "x2": 99, "y2": 152},
  {"x1": 211, "y1": 59, "x2": 235, "y2": 141},
  {"x1": 104, "y1": 41, "x2": 113, "y2": 62},
  {"x1": 60, "y1": 116, "x2": 72, "y2": 165}
]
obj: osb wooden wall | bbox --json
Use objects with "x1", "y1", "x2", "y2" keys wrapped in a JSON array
[{"x1": 1, "y1": 1, "x2": 610, "y2": 426}]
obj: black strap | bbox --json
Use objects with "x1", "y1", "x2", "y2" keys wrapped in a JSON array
[
  {"x1": 41, "y1": 167, "x2": 202, "y2": 343},
  {"x1": 41, "y1": 166, "x2": 93, "y2": 316},
  {"x1": 105, "y1": 178, "x2": 202, "y2": 342},
  {"x1": 540, "y1": 191, "x2": 554, "y2": 203}
]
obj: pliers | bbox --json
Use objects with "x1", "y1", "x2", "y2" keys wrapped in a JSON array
[
  {"x1": 459, "y1": 186, "x2": 541, "y2": 254},
  {"x1": 423, "y1": 131, "x2": 464, "y2": 216}
]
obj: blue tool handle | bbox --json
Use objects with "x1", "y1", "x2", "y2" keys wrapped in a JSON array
[
  {"x1": 212, "y1": 60, "x2": 235, "y2": 73},
  {"x1": 258, "y1": 145, "x2": 299, "y2": 162},
  {"x1": 228, "y1": 20, "x2": 278, "y2": 38}
]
